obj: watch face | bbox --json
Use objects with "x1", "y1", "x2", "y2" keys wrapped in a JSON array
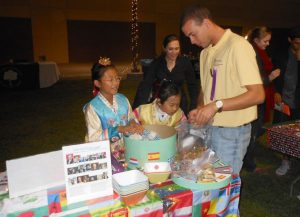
[{"x1": 216, "y1": 100, "x2": 223, "y2": 108}]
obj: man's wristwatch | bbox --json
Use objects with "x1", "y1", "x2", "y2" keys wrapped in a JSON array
[{"x1": 215, "y1": 100, "x2": 223, "y2": 113}]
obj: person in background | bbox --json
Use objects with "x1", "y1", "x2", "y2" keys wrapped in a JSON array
[
  {"x1": 181, "y1": 5, "x2": 265, "y2": 175},
  {"x1": 273, "y1": 26, "x2": 300, "y2": 176},
  {"x1": 83, "y1": 57, "x2": 143, "y2": 162},
  {"x1": 133, "y1": 80, "x2": 187, "y2": 129},
  {"x1": 132, "y1": 34, "x2": 199, "y2": 115},
  {"x1": 243, "y1": 26, "x2": 281, "y2": 172}
]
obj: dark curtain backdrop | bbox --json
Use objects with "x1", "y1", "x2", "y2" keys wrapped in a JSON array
[
  {"x1": 268, "y1": 28, "x2": 290, "y2": 60},
  {"x1": 0, "y1": 17, "x2": 34, "y2": 64},
  {"x1": 67, "y1": 20, "x2": 156, "y2": 63}
]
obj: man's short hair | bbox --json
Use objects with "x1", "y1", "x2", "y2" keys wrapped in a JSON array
[{"x1": 180, "y1": 5, "x2": 212, "y2": 27}]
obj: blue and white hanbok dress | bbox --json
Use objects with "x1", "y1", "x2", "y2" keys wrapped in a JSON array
[{"x1": 84, "y1": 93, "x2": 136, "y2": 161}]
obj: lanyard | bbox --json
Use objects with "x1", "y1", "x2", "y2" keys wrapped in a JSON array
[{"x1": 210, "y1": 67, "x2": 217, "y2": 101}]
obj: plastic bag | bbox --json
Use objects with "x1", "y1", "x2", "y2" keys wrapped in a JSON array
[
  {"x1": 176, "y1": 121, "x2": 209, "y2": 153},
  {"x1": 170, "y1": 122, "x2": 218, "y2": 181}
]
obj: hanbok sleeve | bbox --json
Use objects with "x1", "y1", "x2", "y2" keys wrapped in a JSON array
[
  {"x1": 174, "y1": 110, "x2": 187, "y2": 130},
  {"x1": 126, "y1": 98, "x2": 139, "y2": 123},
  {"x1": 84, "y1": 104, "x2": 105, "y2": 142},
  {"x1": 132, "y1": 106, "x2": 141, "y2": 124}
]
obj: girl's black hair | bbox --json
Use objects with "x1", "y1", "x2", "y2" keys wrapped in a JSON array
[
  {"x1": 158, "y1": 80, "x2": 181, "y2": 104},
  {"x1": 91, "y1": 62, "x2": 116, "y2": 81}
]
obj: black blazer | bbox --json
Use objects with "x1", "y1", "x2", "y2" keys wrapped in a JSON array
[{"x1": 133, "y1": 55, "x2": 199, "y2": 114}]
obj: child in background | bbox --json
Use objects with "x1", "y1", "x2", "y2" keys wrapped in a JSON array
[
  {"x1": 133, "y1": 80, "x2": 186, "y2": 129},
  {"x1": 83, "y1": 57, "x2": 143, "y2": 162}
]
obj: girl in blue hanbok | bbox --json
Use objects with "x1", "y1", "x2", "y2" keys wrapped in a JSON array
[{"x1": 84, "y1": 57, "x2": 143, "y2": 162}]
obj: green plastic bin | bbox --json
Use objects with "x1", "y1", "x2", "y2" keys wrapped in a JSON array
[{"x1": 124, "y1": 125, "x2": 177, "y2": 169}]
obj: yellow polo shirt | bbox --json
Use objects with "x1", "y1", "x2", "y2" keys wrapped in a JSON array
[{"x1": 200, "y1": 29, "x2": 262, "y2": 127}]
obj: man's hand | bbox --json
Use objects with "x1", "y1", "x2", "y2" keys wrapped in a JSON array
[
  {"x1": 274, "y1": 92, "x2": 282, "y2": 105},
  {"x1": 188, "y1": 102, "x2": 217, "y2": 125},
  {"x1": 269, "y1": 69, "x2": 281, "y2": 81}
]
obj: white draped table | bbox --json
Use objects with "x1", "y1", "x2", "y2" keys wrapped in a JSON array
[{"x1": 38, "y1": 61, "x2": 60, "y2": 88}]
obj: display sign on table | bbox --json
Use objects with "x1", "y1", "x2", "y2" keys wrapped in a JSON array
[
  {"x1": 6, "y1": 150, "x2": 65, "y2": 198},
  {"x1": 62, "y1": 141, "x2": 113, "y2": 204}
]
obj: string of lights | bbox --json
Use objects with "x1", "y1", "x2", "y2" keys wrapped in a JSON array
[{"x1": 131, "y1": 0, "x2": 139, "y2": 72}]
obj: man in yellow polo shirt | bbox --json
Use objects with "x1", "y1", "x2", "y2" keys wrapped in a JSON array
[{"x1": 181, "y1": 5, "x2": 265, "y2": 175}]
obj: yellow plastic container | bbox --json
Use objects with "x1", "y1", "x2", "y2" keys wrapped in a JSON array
[
  {"x1": 145, "y1": 172, "x2": 171, "y2": 184},
  {"x1": 144, "y1": 162, "x2": 171, "y2": 183}
]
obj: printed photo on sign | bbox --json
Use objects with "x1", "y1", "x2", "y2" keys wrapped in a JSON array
[{"x1": 62, "y1": 141, "x2": 113, "y2": 204}]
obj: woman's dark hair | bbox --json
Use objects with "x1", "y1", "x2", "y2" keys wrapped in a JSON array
[
  {"x1": 247, "y1": 26, "x2": 272, "y2": 44},
  {"x1": 162, "y1": 34, "x2": 180, "y2": 48},
  {"x1": 158, "y1": 80, "x2": 181, "y2": 104},
  {"x1": 91, "y1": 62, "x2": 116, "y2": 81}
]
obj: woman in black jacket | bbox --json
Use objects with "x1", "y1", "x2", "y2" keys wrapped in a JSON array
[{"x1": 133, "y1": 34, "x2": 199, "y2": 115}]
